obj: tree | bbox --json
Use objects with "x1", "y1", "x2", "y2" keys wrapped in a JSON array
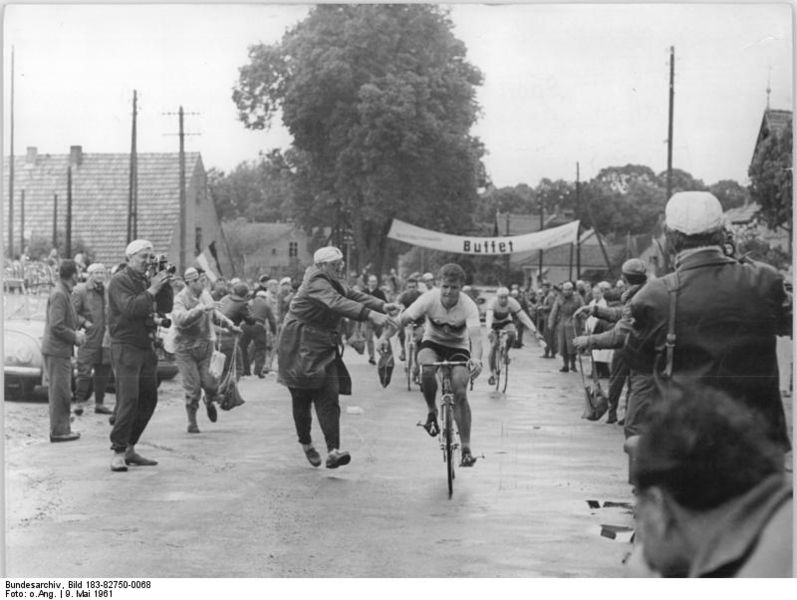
[
  {"x1": 233, "y1": 4, "x2": 485, "y2": 274},
  {"x1": 748, "y1": 120, "x2": 792, "y2": 237},
  {"x1": 709, "y1": 179, "x2": 749, "y2": 211},
  {"x1": 656, "y1": 168, "x2": 707, "y2": 195},
  {"x1": 208, "y1": 150, "x2": 296, "y2": 223}
]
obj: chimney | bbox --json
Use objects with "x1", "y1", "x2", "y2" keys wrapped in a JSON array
[
  {"x1": 69, "y1": 145, "x2": 83, "y2": 167},
  {"x1": 25, "y1": 146, "x2": 37, "y2": 166}
]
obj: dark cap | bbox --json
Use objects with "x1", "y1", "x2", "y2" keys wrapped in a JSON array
[{"x1": 621, "y1": 258, "x2": 647, "y2": 277}]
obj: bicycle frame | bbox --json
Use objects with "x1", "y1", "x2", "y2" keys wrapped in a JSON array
[
  {"x1": 422, "y1": 360, "x2": 469, "y2": 498},
  {"x1": 490, "y1": 328, "x2": 512, "y2": 393}
]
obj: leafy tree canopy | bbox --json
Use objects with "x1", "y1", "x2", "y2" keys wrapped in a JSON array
[
  {"x1": 749, "y1": 120, "x2": 792, "y2": 235},
  {"x1": 233, "y1": 4, "x2": 486, "y2": 274}
]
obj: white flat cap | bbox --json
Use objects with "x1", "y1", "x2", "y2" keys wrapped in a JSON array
[
  {"x1": 665, "y1": 192, "x2": 724, "y2": 235},
  {"x1": 125, "y1": 239, "x2": 153, "y2": 258},
  {"x1": 313, "y1": 246, "x2": 344, "y2": 264},
  {"x1": 86, "y1": 262, "x2": 106, "y2": 274}
]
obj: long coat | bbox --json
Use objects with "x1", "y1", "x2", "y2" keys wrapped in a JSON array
[
  {"x1": 628, "y1": 247, "x2": 791, "y2": 450},
  {"x1": 41, "y1": 280, "x2": 80, "y2": 358},
  {"x1": 548, "y1": 293, "x2": 584, "y2": 356},
  {"x1": 278, "y1": 266, "x2": 385, "y2": 391},
  {"x1": 71, "y1": 282, "x2": 107, "y2": 364}
]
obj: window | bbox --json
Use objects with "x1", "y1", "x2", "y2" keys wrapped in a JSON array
[{"x1": 288, "y1": 241, "x2": 298, "y2": 258}]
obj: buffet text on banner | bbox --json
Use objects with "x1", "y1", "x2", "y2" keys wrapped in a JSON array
[{"x1": 387, "y1": 219, "x2": 580, "y2": 255}]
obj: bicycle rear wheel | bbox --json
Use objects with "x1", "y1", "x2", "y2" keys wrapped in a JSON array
[
  {"x1": 443, "y1": 401, "x2": 455, "y2": 498},
  {"x1": 406, "y1": 343, "x2": 414, "y2": 391}
]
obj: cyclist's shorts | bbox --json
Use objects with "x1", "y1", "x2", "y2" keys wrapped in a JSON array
[
  {"x1": 418, "y1": 340, "x2": 470, "y2": 362},
  {"x1": 491, "y1": 320, "x2": 517, "y2": 333}
]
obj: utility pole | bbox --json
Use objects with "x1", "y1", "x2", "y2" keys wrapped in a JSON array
[
  {"x1": 66, "y1": 167, "x2": 73, "y2": 258},
  {"x1": 537, "y1": 197, "x2": 544, "y2": 285},
  {"x1": 575, "y1": 162, "x2": 581, "y2": 279},
  {"x1": 52, "y1": 193, "x2": 58, "y2": 249},
  {"x1": 165, "y1": 106, "x2": 200, "y2": 274},
  {"x1": 20, "y1": 190, "x2": 25, "y2": 254},
  {"x1": 8, "y1": 45, "x2": 14, "y2": 257},
  {"x1": 128, "y1": 90, "x2": 138, "y2": 243},
  {"x1": 666, "y1": 46, "x2": 675, "y2": 202}
]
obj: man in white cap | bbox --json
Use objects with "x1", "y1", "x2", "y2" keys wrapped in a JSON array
[
  {"x1": 107, "y1": 239, "x2": 174, "y2": 472},
  {"x1": 278, "y1": 246, "x2": 399, "y2": 469},
  {"x1": 71, "y1": 262, "x2": 113, "y2": 415},
  {"x1": 172, "y1": 267, "x2": 237, "y2": 433},
  {"x1": 627, "y1": 191, "x2": 792, "y2": 452}
]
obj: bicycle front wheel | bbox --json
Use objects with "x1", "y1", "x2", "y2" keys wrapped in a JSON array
[
  {"x1": 406, "y1": 343, "x2": 414, "y2": 391},
  {"x1": 443, "y1": 401, "x2": 455, "y2": 498},
  {"x1": 501, "y1": 348, "x2": 510, "y2": 393}
]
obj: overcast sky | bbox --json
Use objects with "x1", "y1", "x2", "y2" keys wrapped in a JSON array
[{"x1": 2, "y1": 2, "x2": 792, "y2": 188}]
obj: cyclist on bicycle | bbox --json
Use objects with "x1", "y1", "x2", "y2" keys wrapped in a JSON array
[
  {"x1": 380, "y1": 263, "x2": 483, "y2": 467},
  {"x1": 485, "y1": 286, "x2": 541, "y2": 385},
  {"x1": 396, "y1": 276, "x2": 425, "y2": 365}
]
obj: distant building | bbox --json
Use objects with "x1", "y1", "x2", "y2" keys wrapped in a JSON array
[
  {"x1": 495, "y1": 211, "x2": 624, "y2": 286},
  {"x1": 3, "y1": 146, "x2": 234, "y2": 276},
  {"x1": 223, "y1": 220, "x2": 329, "y2": 282}
]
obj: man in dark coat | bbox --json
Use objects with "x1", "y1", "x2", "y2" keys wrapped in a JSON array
[
  {"x1": 42, "y1": 259, "x2": 86, "y2": 442},
  {"x1": 548, "y1": 281, "x2": 584, "y2": 372},
  {"x1": 278, "y1": 246, "x2": 398, "y2": 469},
  {"x1": 71, "y1": 262, "x2": 113, "y2": 415},
  {"x1": 107, "y1": 240, "x2": 174, "y2": 472},
  {"x1": 627, "y1": 191, "x2": 792, "y2": 452},
  {"x1": 219, "y1": 282, "x2": 257, "y2": 380}
]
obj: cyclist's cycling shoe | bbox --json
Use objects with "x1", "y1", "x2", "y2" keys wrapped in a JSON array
[
  {"x1": 423, "y1": 414, "x2": 440, "y2": 437},
  {"x1": 488, "y1": 375, "x2": 496, "y2": 386},
  {"x1": 460, "y1": 451, "x2": 477, "y2": 467}
]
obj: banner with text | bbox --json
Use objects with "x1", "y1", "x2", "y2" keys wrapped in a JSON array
[{"x1": 387, "y1": 218, "x2": 580, "y2": 255}]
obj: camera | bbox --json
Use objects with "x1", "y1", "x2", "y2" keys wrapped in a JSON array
[{"x1": 148, "y1": 253, "x2": 177, "y2": 276}]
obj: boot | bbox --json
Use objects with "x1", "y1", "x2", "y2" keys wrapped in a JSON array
[{"x1": 186, "y1": 405, "x2": 200, "y2": 434}]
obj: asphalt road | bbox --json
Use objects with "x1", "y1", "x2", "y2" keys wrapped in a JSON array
[{"x1": 3, "y1": 331, "x2": 793, "y2": 578}]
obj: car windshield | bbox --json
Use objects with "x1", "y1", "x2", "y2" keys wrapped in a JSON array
[{"x1": 4, "y1": 294, "x2": 48, "y2": 321}]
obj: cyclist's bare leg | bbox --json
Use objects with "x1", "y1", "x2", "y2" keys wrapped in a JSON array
[{"x1": 417, "y1": 347, "x2": 440, "y2": 415}]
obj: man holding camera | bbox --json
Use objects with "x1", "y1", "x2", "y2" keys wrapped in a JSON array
[{"x1": 107, "y1": 240, "x2": 174, "y2": 472}]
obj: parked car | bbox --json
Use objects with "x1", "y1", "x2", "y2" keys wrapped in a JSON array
[{"x1": 3, "y1": 297, "x2": 178, "y2": 401}]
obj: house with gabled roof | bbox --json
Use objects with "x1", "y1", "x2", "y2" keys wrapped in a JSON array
[{"x1": 3, "y1": 146, "x2": 234, "y2": 277}]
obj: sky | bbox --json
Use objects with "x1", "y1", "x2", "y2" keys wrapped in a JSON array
[{"x1": 1, "y1": 2, "x2": 793, "y2": 189}]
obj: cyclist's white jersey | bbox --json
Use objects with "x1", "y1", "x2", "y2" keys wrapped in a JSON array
[
  {"x1": 487, "y1": 296, "x2": 522, "y2": 327},
  {"x1": 404, "y1": 288, "x2": 480, "y2": 351}
]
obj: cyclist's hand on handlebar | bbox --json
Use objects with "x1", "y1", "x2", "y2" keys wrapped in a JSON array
[{"x1": 468, "y1": 359, "x2": 483, "y2": 380}]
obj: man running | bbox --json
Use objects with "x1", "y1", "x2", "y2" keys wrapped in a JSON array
[
  {"x1": 380, "y1": 263, "x2": 483, "y2": 466},
  {"x1": 485, "y1": 286, "x2": 543, "y2": 385}
]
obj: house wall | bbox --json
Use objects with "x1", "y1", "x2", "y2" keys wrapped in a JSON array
[{"x1": 241, "y1": 228, "x2": 314, "y2": 282}]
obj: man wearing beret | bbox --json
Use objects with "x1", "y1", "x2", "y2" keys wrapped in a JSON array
[
  {"x1": 278, "y1": 246, "x2": 399, "y2": 469},
  {"x1": 107, "y1": 240, "x2": 174, "y2": 472},
  {"x1": 71, "y1": 262, "x2": 114, "y2": 416},
  {"x1": 42, "y1": 259, "x2": 86, "y2": 442},
  {"x1": 627, "y1": 191, "x2": 792, "y2": 452}
]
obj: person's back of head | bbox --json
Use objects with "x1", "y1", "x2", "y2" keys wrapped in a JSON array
[{"x1": 633, "y1": 385, "x2": 784, "y2": 511}]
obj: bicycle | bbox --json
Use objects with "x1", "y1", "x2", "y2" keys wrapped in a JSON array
[
  {"x1": 419, "y1": 360, "x2": 470, "y2": 498},
  {"x1": 490, "y1": 329, "x2": 511, "y2": 393}
]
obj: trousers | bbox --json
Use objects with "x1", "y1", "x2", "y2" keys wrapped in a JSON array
[
  {"x1": 289, "y1": 361, "x2": 341, "y2": 451},
  {"x1": 109, "y1": 343, "x2": 158, "y2": 453},
  {"x1": 175, "y1": 339, "x2": 217, "y2": 410},
  {"x1": 74, "y1": 349, "x2": 112, "y2": 405},
  {"x1": 44, "y1": 354, "x2": 73, "y2": 437}
]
